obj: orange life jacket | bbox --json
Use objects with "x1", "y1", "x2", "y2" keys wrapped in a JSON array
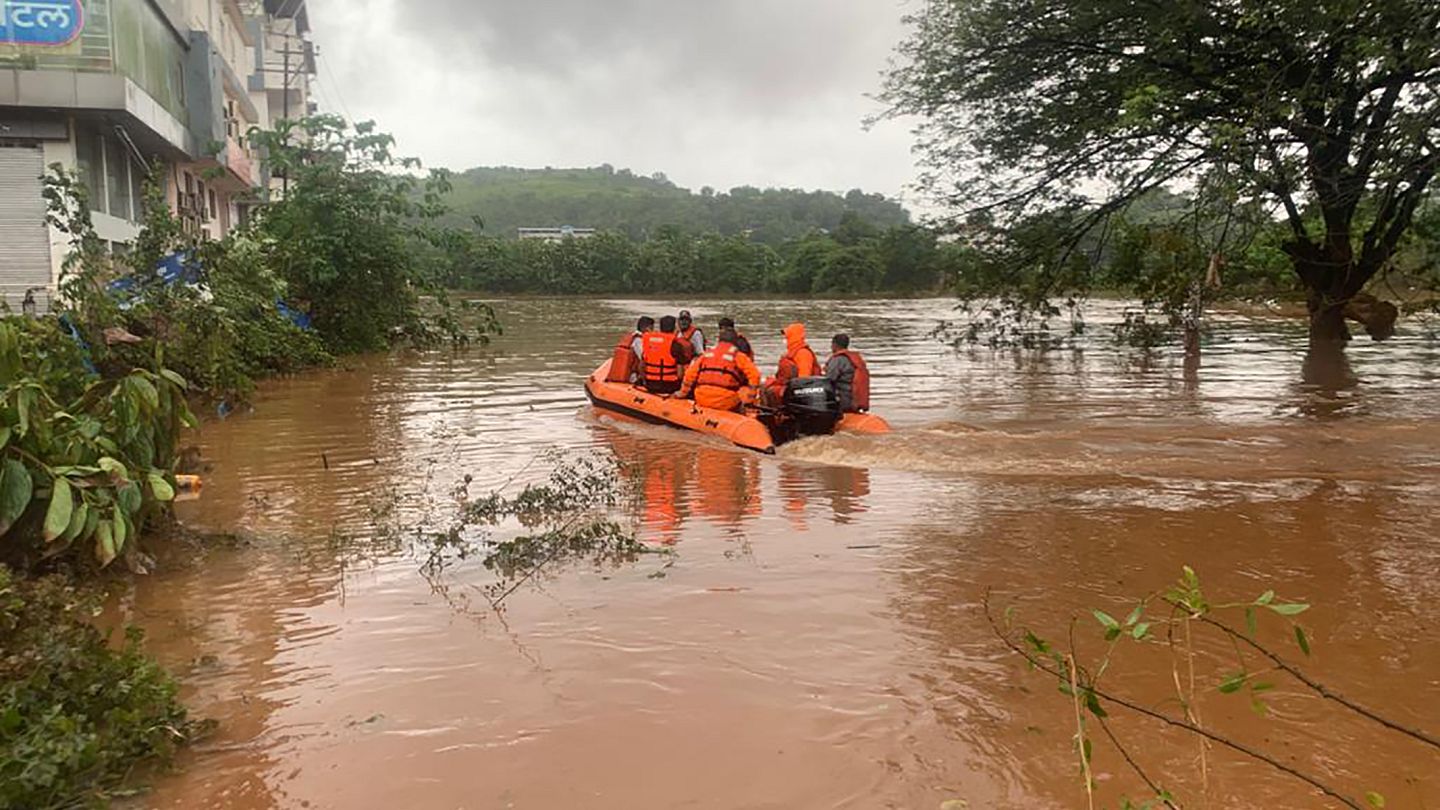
[
  {"x1": 641, "y1": 331, "x2": 682, "y2": 384},
  {"x1": 679, "y1": 324, "x2": 705, "y2": 351},
  {"x1": 695, "y1": 341, "x2": 747, "y2": 390},
  {"x1": 780, "y1": 344, "x2": 819, "y2": 380},
  {"x1": 607, "y1": 331, "x2": 640, "y2": 382},
  {"x1": 831, "y1": 349, "x2": 871, "y2": 412}
]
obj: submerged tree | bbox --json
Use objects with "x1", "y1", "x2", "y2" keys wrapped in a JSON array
[{"x1": 882, "y1": 0, "x2": 1440, "y2": 344}]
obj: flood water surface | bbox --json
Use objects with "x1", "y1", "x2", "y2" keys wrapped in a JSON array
[{"x1": 123, "y1": 299, "x2": 1440, "y2": 809}]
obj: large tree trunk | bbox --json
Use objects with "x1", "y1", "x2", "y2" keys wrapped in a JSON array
[{"x1": 1306, "y1": 292, "x2": 1352, "y2": 344}]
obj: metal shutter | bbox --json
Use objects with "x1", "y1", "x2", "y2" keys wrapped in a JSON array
[{"x1": 0, "y1": 146, "x2": 53, "y2": 313}]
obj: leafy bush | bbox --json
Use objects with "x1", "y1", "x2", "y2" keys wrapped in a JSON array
[
  {"x1": 43, "y1": 167, "x2": 332, "y2": 402},
  {"x1": 0, "y1": 566, "x2": 196, "y2": 810},
  {"x1": 250, "y1": 116, "x2": 474, "y2": 353},
  {"x1": 0, "y1": 318, "x2": 192, "y2": 571}
]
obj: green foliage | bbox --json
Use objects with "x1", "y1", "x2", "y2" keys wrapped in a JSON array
[
  {"x1": 418, "y1": 453, "x2": 653, "y2": 596},
  {"x1": 0, "y1": 567, "x2": 197, "y2": 810},
  {"x1": 437, "y1": 165, "x2": 910, "y2": 244},
  {"x1": 42, "y1": 166, "x2": 332, "y2": 401},
  {"x1": 435, "y1": 224, "x2": 951, "y2": 296},
  {"x1": 0, "y1": 319, "x2": 193, "y2": 570},
  {"x1": 994, "y1": 567, "x2": 1429, "y2": 810},
  {"x1": 884, "y1": 0, "x2": 1440, "y2": 342},
  {"x1": 249, "y1": 116, "x2": 483, "y2": 353}
]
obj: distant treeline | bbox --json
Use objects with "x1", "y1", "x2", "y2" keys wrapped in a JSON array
[
  {"x1": 423, "y1": 214, "x2": 976, "y2": 295},
  {"x1": 438, "y1": 165, "x2": 911, "y2": 244}
]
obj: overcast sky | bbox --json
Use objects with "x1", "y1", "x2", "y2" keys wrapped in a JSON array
[{"x1": 306, "y1": 0, "x2": 924, "y2": 205}]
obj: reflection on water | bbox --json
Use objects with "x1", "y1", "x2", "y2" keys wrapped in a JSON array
[{"x1": 120, "y1": 298, "x2": 1440, "y2": 809}]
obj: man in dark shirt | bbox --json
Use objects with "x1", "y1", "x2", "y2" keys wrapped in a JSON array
[{"x1": 718, "y1": 317, "x2": 753, "y2": 358}]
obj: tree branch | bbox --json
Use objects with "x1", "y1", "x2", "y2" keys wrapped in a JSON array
[
  {"x1": 1188, "y1": 609, "x2": 1440, "y2": 751},
  {"x1": 984, "y1": 595, "x2": 1364, "y2": 810}
]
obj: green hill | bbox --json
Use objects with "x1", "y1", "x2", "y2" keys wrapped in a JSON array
[{"x1": 439, "y1": 165, "x2": 911, "y2": 244}]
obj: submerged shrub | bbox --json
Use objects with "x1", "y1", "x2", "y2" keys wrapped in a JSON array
[{"x1": 0, "y1": 567, "x2": 197, "y2": 810}]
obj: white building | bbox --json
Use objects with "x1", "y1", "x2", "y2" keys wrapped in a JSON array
[
  {"x1": 517, "y1": 225, "x2": 597, "y2": 243},
  {"x1": 0, "y1": 0, "x2": 316, "y2": 311}
]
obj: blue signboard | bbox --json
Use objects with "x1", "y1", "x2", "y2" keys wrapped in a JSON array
[{"x1": 0, "y1": 0, "x2": 84, "y2": 47}]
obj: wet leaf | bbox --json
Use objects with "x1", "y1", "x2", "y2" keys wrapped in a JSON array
[
  {"x1": 1093, "y1": 609, "x2": 1120, "y2": 631},
  {"x1": 112, "y1": 507, "x2": 128, "y2": 553},
  {"x1": 1295, "y1": 625, "x2": 1311, "y2": 656},
  {"x1": 117, "y1": 481, "x2": 142, "y2": 515},
  {"x1": 1218, "y1": 671, "x2": 1248, "y2": 694},
  {"x1": 1245, "y1": 606, "x2": 1257, "y2": 637},
  {"x1": 147, "y1": 472, "x2": 175, "y2": 502},
  {"x1": 1255, "y1": 589, "x2": 1275, "y2": 605},
  {"x1": 1268, "y1": 602, "x2": 1310, "y2": 616},
  {"x1": 1104, "y1": 627, "x2": 1121, "y2": 641},
  {"x1": 94, "y1": 520, "x2": 116, "y2": 567},
  {"x1": 0, "y1": 458, "x2": 34, "y2": 535},
  {"x1": 16, "y1": 387, "x2": 36, "y2": 436},
  {"x1": 159, "y1": 369, "x2": 189, "y2": 390},
  {"x1": 1084, "y1": 690, "x2": 1107, "y2": 718},
  {"x1": 81, "y1": 506, "x2": 99, "y2": 542},
  {"x1": 1366, "y1": 791, "x2": 1386, "y2": 808},
  {"x1": 1249, "y1": 696, "x2": 1270, "y2": 717},
  {"x1": 1250, "y1": 681, "x2": 1276, "y2": 692},
  {"x1": 1124, "y1": 602, "x2": 1144, "y2": 627},
  {"x1": 43, "y1": 477, "x2": 74, "y2": 543},
  {"x1": 61, "y1": 498, "x2": 88, "y2": 544},
  {"x1": 1131, "y1": 622, "x2": 1150, "y2": 640},
  {"x1": 129, "y1": 376, "x2": 160, "y2": 411}
]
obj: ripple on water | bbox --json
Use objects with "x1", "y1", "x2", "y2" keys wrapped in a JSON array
[{"x1": 130, "y1": 298, "x2": 1440, "y2": 810}]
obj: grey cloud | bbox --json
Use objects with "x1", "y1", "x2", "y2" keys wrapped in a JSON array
[
  {"x1": 392, "y1": 0, "x2": 908, "y2": 112},
  {"x1": 308, "y1": 0, "x2": 924, "y2": 201}
]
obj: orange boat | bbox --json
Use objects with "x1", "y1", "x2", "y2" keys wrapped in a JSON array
[{"x1": 584, "y1": 359, "x2": 890, "y2": 454}]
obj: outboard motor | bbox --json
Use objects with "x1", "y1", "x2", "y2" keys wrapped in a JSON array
[{"x1": 782, "y1": 376, "x2": 842, "y2": 436}]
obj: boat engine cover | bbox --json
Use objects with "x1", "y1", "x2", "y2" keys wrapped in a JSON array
[{"x1": 782, "y1": 376, "x2": 841, "y2": 429}]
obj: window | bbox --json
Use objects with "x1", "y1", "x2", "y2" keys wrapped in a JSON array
[
  {"x1": 207, "y1": 188, "x2": 217, "y2": 221},
  {"x1": 74, "y1": 125, "x2": 105, "y2": 213},
  {"x1": 104, "y1": 134, "x2": 130, "y2": 220},
  {"x1": 129, "y1": 156, "x2": 145, "y2": 219}
]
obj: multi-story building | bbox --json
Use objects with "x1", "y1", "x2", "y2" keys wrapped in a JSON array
[{"x1": 0, "y1": 0, "x2": 315, "y2": 311}]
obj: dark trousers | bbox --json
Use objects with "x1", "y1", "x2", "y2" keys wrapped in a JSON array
[{"x1": 644, "y1": 378, "x2": 681, "y2": 395}]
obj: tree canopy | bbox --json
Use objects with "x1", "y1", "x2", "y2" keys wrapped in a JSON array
[
  {"x1": 438, "y1": 166, "x2": 911, "y2": 245},
  {"x1": 883, "y1": 0, "x2": 1440, "y2": 343}
]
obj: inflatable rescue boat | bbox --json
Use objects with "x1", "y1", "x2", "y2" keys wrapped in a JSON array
[{"x1": 585, "y1": 359, "x2": 890, "y2": 453}]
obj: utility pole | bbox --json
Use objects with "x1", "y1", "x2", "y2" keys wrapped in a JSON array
[{"x1": 282, "y1": 42, "x2": 290, "y2": 195}]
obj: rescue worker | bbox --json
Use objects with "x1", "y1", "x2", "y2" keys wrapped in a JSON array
[
  {"x1": 718, "y1": 317, "x2": 753, "y2": 358},
  {"x1": 824, "y1": 333, "x2": 871, "y2": 413},
  {"x1": 641, "y1": 315, "x2": 690, "y2": 395},
  {"x1": 763, "y1": 322, "x2": 819, "y2": 403},
  {"x1": 607, "y1": 316, "x2": 654, "y2": 383},
  {"x1": 676, "y1": 326, "x2": 761, "y2": 412},
  {"x1": 677, "y1": 310, "x2": 706, "y2": 356}
]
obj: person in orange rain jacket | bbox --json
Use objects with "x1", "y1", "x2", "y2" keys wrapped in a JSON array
[
  {"x1": 641, "y1": 315, "x2": 690, "y2": 395},
  {"x1": 764, "y1": 321, "x2": 820, "y2": 402},
  {"x1": 824, "y1": 332, "x2": 871, "y2": 413},
  {"x1": 676, "y1": 327, "x2": 761, "y2": 412},
  {"x1": 607, "y1": 315, "x2": 654, "y2": 383}
]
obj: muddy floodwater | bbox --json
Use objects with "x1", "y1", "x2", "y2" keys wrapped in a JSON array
[{"x1": 117, "y1": 298, "x2": 1440, "y2": 809}]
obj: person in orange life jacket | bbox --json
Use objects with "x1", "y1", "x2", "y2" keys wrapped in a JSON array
[
  {"x1": 677, "y1": 310, "x2": 706, "y2": 356},
  {"x1": 607, "y1": 315, "x2": 654, "y2": 383},
  {"x1": 824, "y1": 333, "x2": 871, "y2": 413},
  {"x1": 641, "y1": 315, "x2": 692, "y2": 395},
  {"x1": 762, "y1": 322, "x2": 820, "y2": 403},
  {"x1": 677, "y1": 326, "x2": 761, "y2": 412},
  {"x1": 717, "y1": 316, "x2": 753, "y2": 358}
]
